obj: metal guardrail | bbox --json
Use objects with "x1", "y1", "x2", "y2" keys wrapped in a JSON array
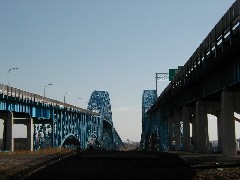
[{"x1": 0, "y1": 83, "x2": 99, "y2": 115}]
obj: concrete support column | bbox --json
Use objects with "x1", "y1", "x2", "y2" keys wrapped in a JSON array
[
  {"x1": 221, "y1": 90, "x2": 236, "y2": 156},
  {"x1": 168, "y1": 116, "x2": 174, "y2": 150},
  {"x1": 216, "y1": 110, "x2": 223, "y2": 153},
  {"x1": 6, "y1": 112, "x2": 14, "y2": 152},
  {"x1": 196, "y1": 101, "x2": 209, "y2": 153},
  {"x1": 191, "y1": 116, "x2": 196, "y2": 152},
  {"x1": 27, "y1": 118, "x2": 33, "y2": 151},
  {"x1": 183, "y1": 106, "x2": 191, "y2": 152},
  {"x1": 174, "y1": 110, "x2": 181, "y2": 151}
]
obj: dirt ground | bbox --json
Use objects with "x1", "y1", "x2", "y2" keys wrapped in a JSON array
[
  {"x1": 179, "y1": 152, "x2": 240, "y2": 179},
  {"x1": 0, "y1": 148, "x2": 73, "y2": 179},
  {"x1": 0, "y1": 150, "x2": 240, "y2": 180}
]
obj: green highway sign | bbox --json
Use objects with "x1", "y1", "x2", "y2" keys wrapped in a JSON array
[
  {"x1": 169, "y1": 69, "x2": 180, "y2": 81},
  {"x1": 169, "y1": 66, "x2": 183, "y2": 81}
]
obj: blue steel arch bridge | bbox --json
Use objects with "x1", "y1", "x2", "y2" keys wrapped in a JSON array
[{"x1": 0, "y1": 84, "x2": 123, "y2": 152}]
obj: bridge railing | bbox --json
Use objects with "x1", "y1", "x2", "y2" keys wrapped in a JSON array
[
  {"x1": 0, "y1": 83, "x2": 98, "y2": 115},
  {"x1": 172, "y1": 0, "x2": 240, "y2": 90},
  {"x1": 173, "y1": 1, "x2": 239, "y2": 91}
]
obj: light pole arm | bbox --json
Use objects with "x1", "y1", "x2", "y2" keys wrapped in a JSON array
[
  {"x1": 7, "y1": 67, "x2": 19, "y2": 86},
  {"x1": 43, "y1": 83, "x2": 52, "y2": 101}
]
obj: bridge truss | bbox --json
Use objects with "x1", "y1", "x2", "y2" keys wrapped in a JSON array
[
  {"x1": 88, "y1": 91, "x2": 123, "y2": 150},
  {"x1": 141, "y1": 90, "x2": 169, "y2": 151},
  {"x1": 0, "y1": 85, "x2": 122, "y2": 151}
]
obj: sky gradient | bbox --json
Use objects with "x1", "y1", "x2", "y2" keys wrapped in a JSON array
[{"x1": 0, "y1": 0, "x2": 238, "y2": 142}]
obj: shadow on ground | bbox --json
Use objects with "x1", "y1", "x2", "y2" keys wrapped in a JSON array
[{"x1": 26, "y1": 151, "x2": 195, "y2": 180}]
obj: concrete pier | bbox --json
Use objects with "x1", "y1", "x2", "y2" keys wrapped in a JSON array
[
  {"x1": 174, "y1": 110, "x2": 181, "y2": 151},
  {"x1": 6, "y1": 112, "x2": 14, "y2": 152},
  {"x1": 183, "y1": 106, "x2": 190, "y2": 152},
  {"x1": 27, "y1": 118, "x2": 33, "y2": 151},
  {"x1": 196, "y1": 101, "x2": 209, "y2": 153},
  {"x1": 221, "y1": 91, "x2": 236, "y2": 156},
  {"x1": 168, "y1": 116, "x2": 174, "y2": 150},
  {"x1": 216, "y1": 110, "x2": 223, "y2": 153},
  {"x1": 0, "y1": 111, "x2": 34, "y2": 152}
]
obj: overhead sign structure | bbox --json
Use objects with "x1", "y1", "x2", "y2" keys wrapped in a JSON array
[
  {"x1": 155, "y1": 66, "x2": 183, "y2": 95},
  {"x1": 155, "y1": 73, "x2": 169, "y2": 81},
  {"x1": 155, "y1": 73, "x2": 169, "y2": 96}
]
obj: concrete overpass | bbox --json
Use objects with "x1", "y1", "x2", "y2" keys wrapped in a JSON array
[{"x1": 141, "y1": 0, "x2": 240, "y2": 156}]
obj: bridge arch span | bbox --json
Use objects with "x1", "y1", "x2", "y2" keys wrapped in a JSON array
[
  {"x1": 87, "y1": 91, "x2": 123, "y2": 150},
  {"x1": 61, "y1": 134, "x2": 80, "y2": 148},
  {"x1": 88, "y1": 91, "x2": 112, "y2": 124}
]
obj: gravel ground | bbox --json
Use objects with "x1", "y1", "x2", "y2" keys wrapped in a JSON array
[
  {"x1": 0, "y1": 154, "x2": 46, "y2": 178},
  {"x1": 0, "y1": 150, "x2": 240, "y2": 180},
  {"x1": 0, "y1": 149, "x2": 73, "y2": 179},
  {"x1": 195, "y1": 167, "x2": 240, "y2": 179},
  {"x1": 179, "y1": 152, "x2": 240, "y2": 179}
]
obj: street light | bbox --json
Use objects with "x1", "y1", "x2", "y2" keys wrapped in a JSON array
[
  {"x1": 64, "y1": 92, "x2": 70, "y2": 104},
  {"x1": 7, "y1": 67, "x2": 19, "y2": 86},
  {"x1": 44, "y1": 83, "x2": 53, "y2": 99},
  {"x1": 76, "y1": 97, "x2": 81, "y2": 107}
]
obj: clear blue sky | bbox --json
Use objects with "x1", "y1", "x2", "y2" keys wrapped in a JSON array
[{"x1": 0, "y1": 0, "x2": 238, "y2": 142}]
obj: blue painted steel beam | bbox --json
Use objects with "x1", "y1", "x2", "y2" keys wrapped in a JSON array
[
  {"x1": 141, "y1": 90, "x2": 169, "y2": 151},
  {"x1": 87, "y1": 90, "x2": 123, "y2": 150}
]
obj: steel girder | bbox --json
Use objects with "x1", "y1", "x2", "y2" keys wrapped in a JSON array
[
  {"x1": 141, "y1": 90, "x2": 169, "y2": 151},
  {"x1": 87, "y1": 90, "x2": 123, "y2": 150},
  {"x1": 0, "y1": 84, "x2": 101, "y2": 151},
  {"x1": 142, "y1": 90, "x2": 157, "y2": 119},
  {"x1": 51, "y1": 109, "x2": 100, "y2": 150},
  {"x1": 0, "y1": 85, "x2": 123, "y2": 151},
  {"x1": 88, "y1": 91, "x2": 112, "y2": 124},
  {"x1": 141, "y1": 90, "x2": 157, "y2": 150}
]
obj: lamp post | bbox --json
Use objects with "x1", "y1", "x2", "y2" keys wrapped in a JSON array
[
  {"x1": 64, "y1": 92, "x2": 70, "y2": 104},
  {"x1": 76, "y1": 97, "x2": 81, "y2": 107},
  {"x1": 7, "y1": 67, "x2": 19, "y2": 86},
  {"x1": 44, "y1": 83, "x2": 53, "y2": 100}
]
